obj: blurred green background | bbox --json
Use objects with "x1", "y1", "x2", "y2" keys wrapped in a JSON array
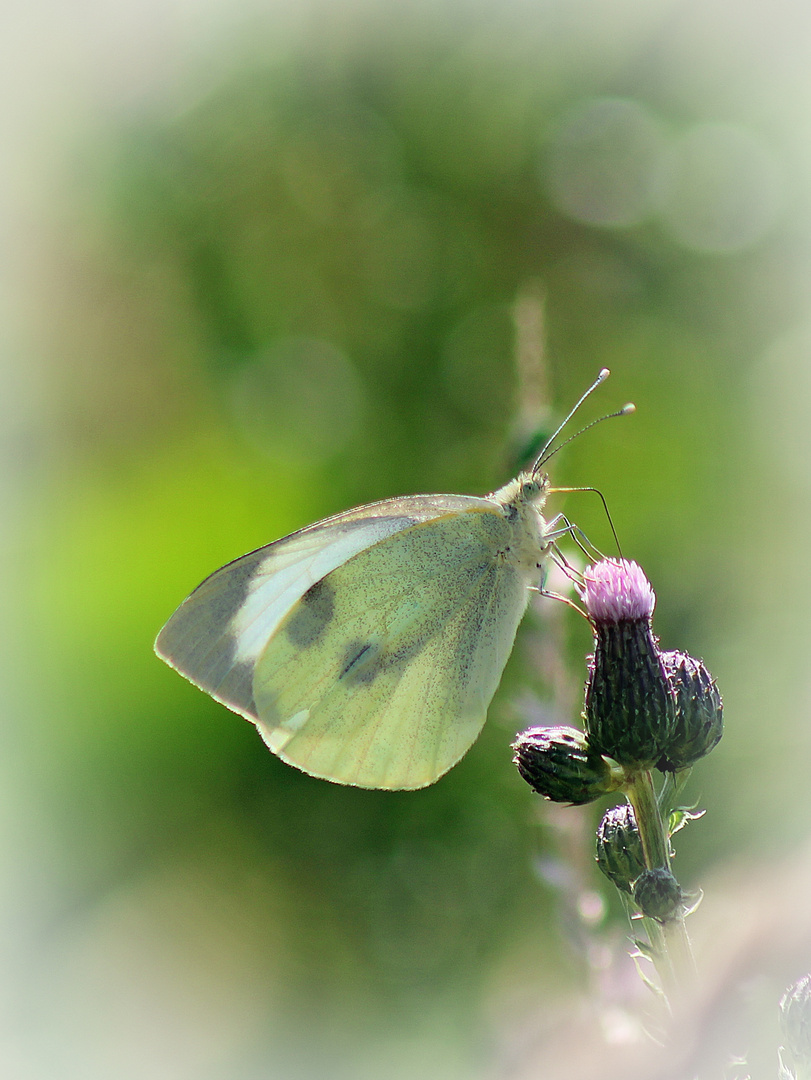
[{"x1": 4, "y1": 1, "x2": 811, "y2": 1077}]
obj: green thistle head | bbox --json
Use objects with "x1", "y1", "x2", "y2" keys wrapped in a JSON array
[
  {"x1": 632, "y1": 867, "x2": 683, "y2": 922},
  {"x1": 596, "y1": 802, "x2": 645, "y2": 894},
  {"x1": 656, "y1": 650, "x2": 723, "y2": 772},
  {"x1": 512, "y1": 726, "x2": 623, "y2": 805}
]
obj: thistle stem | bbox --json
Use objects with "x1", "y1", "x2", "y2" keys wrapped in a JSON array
[{"x1": 624, "y1": 768, "x2": 696, "y2": 998}]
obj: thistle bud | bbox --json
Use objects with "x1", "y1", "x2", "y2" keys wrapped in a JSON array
[
  {"x1": 656, "y1": 651, "x2": 723, "y2": 772},
  {"x1": 596, "y1": 803, "x2": 645, "y2": 894},
  {"x1": 780, "y1": 975, "x2": 811, "y2": 1080},
  {"x1": 582, "y1": 559, "x2": 676, "y2": 768},
  {"x1": 512, "y1": 726, "x2": 623, "y2": 805},
  {"x1": 632, "y1": 867, "x2": 684, "y2": 922}
]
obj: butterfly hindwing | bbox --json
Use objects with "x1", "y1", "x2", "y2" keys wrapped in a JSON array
[{"x1": 252, "y1": 507, "x2": 531, "y2": 789}]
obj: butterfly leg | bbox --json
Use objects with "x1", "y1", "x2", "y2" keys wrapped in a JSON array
[{"x1": 545, "y1": 512, "x2": 608, "y2": 564}]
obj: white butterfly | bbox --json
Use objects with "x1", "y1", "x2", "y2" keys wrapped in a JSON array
[{"x1": 155, "y1": 369, "x2": 628, "y2": 790}]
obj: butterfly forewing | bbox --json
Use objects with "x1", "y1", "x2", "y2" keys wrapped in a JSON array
[
  {"x1": 252, "y1": 507, "x2": 532, "y2": 788},
  {"x1": 155, "y1": 494, "x2": 495, "y2": 724}
]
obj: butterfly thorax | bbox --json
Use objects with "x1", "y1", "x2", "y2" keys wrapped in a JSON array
[{"x1": 492, "y1": 471, "x2": 551, "y2": 577}]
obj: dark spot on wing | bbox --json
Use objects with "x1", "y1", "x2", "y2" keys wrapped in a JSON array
[
  {"x1": 339, "y1": 634, "x2": 429, "y2": 687},
  {"x1": 286, "y1": 579, "x2": 335, "y2": 648},
  {"x1": 199, "y1": 555, "x2": 259, "y2": 621},
  {"x1": 340, "y1": 640, "x2": 383, "y2": 684}
]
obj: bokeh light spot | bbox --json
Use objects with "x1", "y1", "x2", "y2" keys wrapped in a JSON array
[{"x1": 544, "y1": 97, "x2": 668, "y2": 228}]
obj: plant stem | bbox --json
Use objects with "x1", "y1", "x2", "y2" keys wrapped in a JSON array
[{"x1": 624, "y1": 768, "x2": 696, "y2": 998}]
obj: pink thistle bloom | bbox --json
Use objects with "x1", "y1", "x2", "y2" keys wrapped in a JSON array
[{"x1": 582, "y1": 559, "x2": 655, "y2": 623}]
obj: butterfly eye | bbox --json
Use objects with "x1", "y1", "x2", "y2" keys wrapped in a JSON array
[{"x1": 520, "y1": 477, "x2": 545, "y2": 500}]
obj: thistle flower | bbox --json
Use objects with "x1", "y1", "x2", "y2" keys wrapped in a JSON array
[
  {"x1": 512, "y1": 726, "x2": 623, "y2": 805},
  {"x1": 656, "y1": 650, "x2": 723, "y2": 772},
  {"x1": 596, "y1": 803, "x2": 645, "y2": 894},
  {"x1": 582, "y1": 558, "x2": 656, "y2": 624},
  {"x1": 582, "y1": 559, "x2": 676, "y2": 768}
]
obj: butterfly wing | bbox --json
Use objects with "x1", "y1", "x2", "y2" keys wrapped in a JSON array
[
  {"x1": 252, "y1": 507, "x2": 533, "y2": 789},
  {"x1": 155, "y1": 494, "x2": 495, "y2": 724}
]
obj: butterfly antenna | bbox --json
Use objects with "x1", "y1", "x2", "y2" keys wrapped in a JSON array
[
  {"x1": 531, "y1": 367, "x2": 611, "y2": 473},
  {"x1": 532, "y1": 401, "x2": 635, "y2": 476}
]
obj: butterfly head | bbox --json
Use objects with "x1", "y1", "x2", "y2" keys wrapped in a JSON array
[
  {"x1": 492, "y1": 470, "x2": 550, "y2": 516},
  {"x1": 517, "y1": 470, "x2": 549, "y2": 505}
]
